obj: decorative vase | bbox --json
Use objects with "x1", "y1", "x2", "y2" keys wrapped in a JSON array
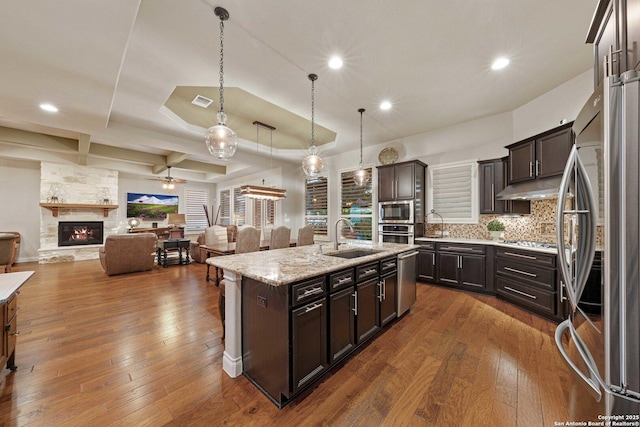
[{"x1": 489, "y1": 231, "x2": 502, "y2": 241}]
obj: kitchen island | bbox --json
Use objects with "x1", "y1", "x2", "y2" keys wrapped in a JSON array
[{"x1": 206, "y1": 242, "x2": 418, "y2": 407}]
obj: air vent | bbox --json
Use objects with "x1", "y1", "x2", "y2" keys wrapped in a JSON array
[{"x1": 191, "y1": 95, "x2": 214, "y2": 108}]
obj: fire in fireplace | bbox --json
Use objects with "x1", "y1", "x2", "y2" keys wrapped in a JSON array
[{"x1": 58, "y1": 221, "x2": 104, "y2": 247}]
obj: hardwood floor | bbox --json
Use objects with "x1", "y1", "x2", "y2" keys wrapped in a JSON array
[{"x1": 0, "y1": 260, "x2": 574, "y2": 426}]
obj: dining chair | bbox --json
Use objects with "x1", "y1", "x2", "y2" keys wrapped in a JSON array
[
  {"x1": 220, "y1": 225, "x2": 260, "y2": 340},
  {"x1": 269, "y1": 226, "x2": 291, "y2": 250},
  {"x1": 297, "y1": 224, "x2": 315, "y2": 246},
  {"x1": 0, "y1": 233, "x2": 17, "y2": 273},
  {"x1": 205, "y1": 225, "x2": 228, "y2": 246}
]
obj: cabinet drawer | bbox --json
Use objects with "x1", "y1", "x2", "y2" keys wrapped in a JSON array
[
  {"x1": 496, "y1": 247, "x2": 555, "y2": 267},
  {"x1": 437, "y1": 243, "x2": 485, "y2": 255},
  {"x1": 6, "y1": 294, "x2": 18, "y2": 324},
  {"x1": 291, "y1": 277, "x2": 326, "y2": 307},
  {"x1": 496, "y1": 277, "x2": 556, "y2": 317},
  {"x1": 417, "y1": 241, "x2": 436, "y2": 250},
  {"x1": 380, "y1": 257, "x2": 397, "y2": 274},
  {"x1": 496, "y1": 259, "x2": 555, "y2": 291},
  {"x1": 329, "y1": 269, "x2": 355, "y2": 292},
  {"x1": 356, "y1": 262, "x2": 379, "y2": 283}
]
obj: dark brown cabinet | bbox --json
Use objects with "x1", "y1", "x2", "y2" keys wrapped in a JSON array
[
  {"x1": 1, "y1": 293, "x2": 18, "y2": 373},
  {"x1": 379, "y1": 257, "x2": 398, "y2": 327},
  {"x1": 507, "y1": 123, "x2": 573, "y2": 184},
  {"x1": 291, "y1": 298, "x2": 327, "y2": 393},
  {"x1": 478, "y1": 158, "x2": 530, "y2": 215},
  {"x1": 495, "y1": 247, "x2": 560, "y2": 321},
  {"x1": 436, "y1": 243, "x2": 487, "y2": 292},
  {"x1": 328, "y1": 286, "x2": 355, "y2": 364},
  {"x1": 355, "y1": 278, "x2": 380, "y2": 343},
  {"x1": 377, "y1": 161, "x2": 423, "y2": 201},
  {"x1": 589, "y1": 0, "x2": 640, "y2": 88},
  {"x1": 417, "y1": 241, "x2": 436, "y2": 282}
]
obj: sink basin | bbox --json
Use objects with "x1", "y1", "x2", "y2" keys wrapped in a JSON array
[{"x1": 324, "y1": 249, "x2": 383, "y2": 259}]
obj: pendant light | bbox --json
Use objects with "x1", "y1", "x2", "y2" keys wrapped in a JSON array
[
  {"x1": 302, "y1": 73, "x2": 324, "y2": 177},
  {"x1": 353, "y1": 108, "x2": 370, "y2": 186},
  {"x1": 204, "y1": 6, "x2": 238, "y2": 160},
  {"x1": 240, "y1": 121, "x2": 287, "y2": 200}
]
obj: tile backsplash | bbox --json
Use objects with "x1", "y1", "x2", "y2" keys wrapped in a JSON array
[{"x1": 425, "y1": 199, "x2": 603, "y2": 246}]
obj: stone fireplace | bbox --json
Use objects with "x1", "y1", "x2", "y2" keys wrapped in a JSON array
[
  {"x1": 39, "y1": 162, "x2": 118, "y2": 263},
  {"x1": 58, "y1": 221, "x2": 104, "y2": 247}
]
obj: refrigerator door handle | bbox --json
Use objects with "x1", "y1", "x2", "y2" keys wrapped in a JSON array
[{"x1": 555, "y1": 319, "x2": 603, "y2": 401}]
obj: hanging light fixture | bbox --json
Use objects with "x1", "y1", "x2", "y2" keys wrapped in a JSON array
[
  {"x1": 241, "y1": 121, "x2": 287, "y2": 200},
  {"x1": 302, "y1": 73, "x2": 324, "y2": 177},
  {"x1": 353, "y1": 108, "x2": 370, "y2": 186},
  {"x1": 204, "y1": 6, "x2": 238, "y2": 160}
]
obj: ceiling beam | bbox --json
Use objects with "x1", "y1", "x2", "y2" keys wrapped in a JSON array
[
  {"x1": 174, "y1": 159, "x2": 226, "y2": 176},
  {"x1": 0, "y1": 126, "x2": 77, "y2": 151},
  {"x1": 89, "y1": 143, "x2": 166, "y2": 165},
  {"x1": 78, "y1": 134, "x2": 91, "y2": 165}
]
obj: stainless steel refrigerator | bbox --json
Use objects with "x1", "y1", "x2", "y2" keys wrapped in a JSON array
[{"x1": 555, "y1": 71, "x2": 640, "y2": 418}]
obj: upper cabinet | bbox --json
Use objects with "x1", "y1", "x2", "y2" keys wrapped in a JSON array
[
  {"x1": 478, "y1": 158, "x2": 530, "y2": 215},
  {"x1": 589, "y1": 0, "x2": 640, "y2": 88},
  {"x1": 378, "y1": 161, "x2": 425, "y2": 201},
  {"x1": 507, "y1": 123, "x2": 573, "y2": 184}
]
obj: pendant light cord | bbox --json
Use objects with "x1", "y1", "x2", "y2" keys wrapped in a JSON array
[
  {"x1": 359, "y1": 108, "x2": 365, "y2": 167},
  {"x1": 218, "y1": 18, "x2": 225, "y2": 114},
  {"x1": 309, "y1": 74, "x2": 318, "y2": 150}
]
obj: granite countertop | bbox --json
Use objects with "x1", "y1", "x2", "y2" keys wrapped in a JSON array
[
  {"x1": 415, "y1": 237, "x2": 558, "y2": 255},
  {"x1": 0, "y1": 271, "x2": 34, "y2": 302},
  {"x1": 206, "y1": 242, "x2": 419, "y2": 286}
]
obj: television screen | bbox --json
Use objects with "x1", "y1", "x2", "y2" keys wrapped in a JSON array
[{"x1": 126, "y1": 193, "x2": 179, "y2": 221}]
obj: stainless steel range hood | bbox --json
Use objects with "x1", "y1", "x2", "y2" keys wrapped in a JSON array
[{"x1": 495, "y1": 176, "x2": 562, "y2": 200}]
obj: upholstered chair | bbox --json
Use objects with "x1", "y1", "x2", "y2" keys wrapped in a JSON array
[
  {"x1": 205, "y1": 225, "x2": 228, "y2": 246},
  {"x1": 269, "y1": 226, "x2": 291, "y2": 250},
  {"x1": 189, "y1": 232, "x2": 207, "y2": 263},
  {"x1": 0, "y1": 233, "x2": 17, "y2": 273},
  {"x1": 99, "y1": 233, "x2": 157, "y2": 276},
  {"x1": 297, "y1": 224, "x2": 315, "y2": 246},
  {"x1": 219, "y1": 225, "x2": 260, "y2": 340}
]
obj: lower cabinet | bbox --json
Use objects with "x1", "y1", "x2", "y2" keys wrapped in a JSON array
[
  {"x1": 243, "y1": 256, "x2": 400, "y2": 408},
  {"x1": 1, "y1": 293, "x2": 19, "y2": 374},
  {"x1": 291, "y1": 298, "x2": 327, "y2": 393},
  {"x1": 417, "y1": 242, "x2": 436, "y2": 282},
  {"x1": 436, "y1": 243, "x2": 487, "y2": 292}
]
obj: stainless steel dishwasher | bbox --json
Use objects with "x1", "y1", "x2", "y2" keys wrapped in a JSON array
[{"x1": 397, "y1": 250, "x2": 419, "y2": 316}]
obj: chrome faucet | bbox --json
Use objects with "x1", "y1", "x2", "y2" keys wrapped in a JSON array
[{"x1": 334, "y1": 218, "x2": 355, "y2": 250}]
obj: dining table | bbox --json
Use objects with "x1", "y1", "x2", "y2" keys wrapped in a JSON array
[{"x1": 203, "y1": 239, "x2": 296, "y2": 285}]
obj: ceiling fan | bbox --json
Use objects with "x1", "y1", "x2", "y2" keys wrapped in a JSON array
[{"x1": 151, "y1": 166, "x2": 187, "y2": 190}]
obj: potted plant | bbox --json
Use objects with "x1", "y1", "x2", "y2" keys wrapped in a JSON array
[{"x1": 487, "y1": 219, "x2": 505, "y2": 241}]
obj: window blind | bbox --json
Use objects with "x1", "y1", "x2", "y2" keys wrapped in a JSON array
[
  {"x1": 305, "y1": 176, "x2": 328, "y2": 237},
  {"x1": 430, "y1": 162, "x2": 476, "y2": 222},
  {"x1": 253, "y1": 199, "x2": 276, "y2": 230},
  {"x1": 233, "y1": 187, "x2": 246, "y2": 226},
  {"x1": 219, "y1": 189, "x2": 231, "y2": 226},
  {"x1": 340, "y1": 168, "x2": 373, "y2": 241},
  {"x1": 185, "y1": 189, "x2": 209, "y2": 232}
]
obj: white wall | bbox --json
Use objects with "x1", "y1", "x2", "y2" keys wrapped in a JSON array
[{"x1": 0, "y1": 158, "x2": 40, "y2": 262}]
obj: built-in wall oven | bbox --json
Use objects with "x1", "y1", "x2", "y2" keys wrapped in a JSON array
[
  {"x1": 379, "y1": 201, "x2": 413, "y2": 224},
  {"x1": 378, "y1": 224, "x2": 414, "y2": 244}
]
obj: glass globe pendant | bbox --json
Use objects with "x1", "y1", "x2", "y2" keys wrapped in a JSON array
[
  {"x1": 302, "y1": 73, "x2": 324, "y2": 177},
  {"x1": 353, "y1": 108, "x2": 370, "y2": 186},
  {"x1": 205, "y1": 7, "x2": 238, "y2": 160}
]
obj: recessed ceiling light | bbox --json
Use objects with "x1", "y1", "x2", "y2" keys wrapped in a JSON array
[
  {"x1": 491, "y1": 57, "x2": 510, "y2": 70},
  {"x1": 328, "y1": 56, "x2": 343, "y2": 69},
  {"x1": 39, "y1": 103, "x2": 58, "y2": 113},
  {"x1": 380, "y1": 101, "x2": 392, "y2": 110}
]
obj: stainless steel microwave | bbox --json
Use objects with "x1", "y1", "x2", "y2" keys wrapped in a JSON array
[{"x1": 379, "y1": 200, "x2": 413, "y2": 224}]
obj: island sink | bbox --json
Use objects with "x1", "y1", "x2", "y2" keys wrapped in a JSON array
[{"x1": 324, "y1": 249, "x2": 384, "y2": 259}]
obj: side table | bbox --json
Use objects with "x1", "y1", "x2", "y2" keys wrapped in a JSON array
[{"x1": 157, "y1": 239, "x2": 191, "y2": 267}]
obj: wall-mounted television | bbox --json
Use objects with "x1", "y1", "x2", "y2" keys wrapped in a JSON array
[{"x1": 126, "y1": 193, "x2": 179, "y2": 221}]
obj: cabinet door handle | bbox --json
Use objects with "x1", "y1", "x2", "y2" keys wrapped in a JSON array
[
  {"x1": 535, "y1": 160, "x2": 540, "y2": 176},
  {"x1": 529, "y1": 161, "x2": 533, "y2": 177},
  {"x1": 441, "y1": 246, "x2": 475, "y2": 252},
  {"x1": 302, "y1": 287, "x2": 323, "y2": 296},
  {"x1": 504, "y1": 266, "x2": 537, "y2": 277},
  {"x1": 304, "y1": 302, "x2": 323, "y2": 313},
  {"x1": 378, "y1": 281, "x2": 384, "y2": 302},
  {"x1": 504, "y1": 286, "x2": 537, "y2": 300},
  {"x1": 337, "y1": 277, "x2": 352, "y2": 285},
  {"x1": 459, "y1": 255, "x2": 463, "y2": 269},
  {"x1": 503, "y1": 251, "x2": 537, "y2": 260},
  {"x1": 383, "y1": 262, "x2": 396, "y2": 270},
  {"x1": 362, "y1": 268, "x2": 377, "y2": 276},
  {"x1": 560, "y1": 281, "x2": 568, "y2": 302},
  {"x1": 352, "y1": 292, "x2": 358, "y2": 315},
  {"x1": 382, "y1": 278, "x2": 386, "y2": 301},
  {"x1": 432, "y1": 254, "x2": 435, "y2": 266}
]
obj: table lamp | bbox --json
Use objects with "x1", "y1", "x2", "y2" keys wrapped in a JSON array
[{"x1": 166, "y1": 213, "x2": 186, "y2": 228}]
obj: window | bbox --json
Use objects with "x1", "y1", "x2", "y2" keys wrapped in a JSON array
[
  {"x1": 340, "y1": 168, "x2": 373, "y2": 240},
  {"x1": 305, "y1": 176, "x2": 328, "y2": 237},
  {"x1": 253, "y1": 199, "x2": 276, "y2": 230},
  {"x1": 185, "y1": 189, "x2": 209, "y2": 232},
  {"x1": 219, "y1": 189, "x2": 231, "y2": 226},
  {"x1": 428, "y1": 161, "x2": 477, "y2": 223},
  {"x1": 233, "y1": 187, "x2": 246, "y2": 226}
]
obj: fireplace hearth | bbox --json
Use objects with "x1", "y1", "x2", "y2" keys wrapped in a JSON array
[{"x1": 58, "y1": 221, "x2": 104, "y2": 247}]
